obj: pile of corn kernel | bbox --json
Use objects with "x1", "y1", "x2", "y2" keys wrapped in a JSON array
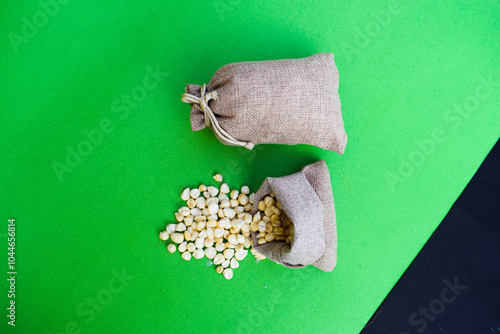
[
  {"x1": 251, "y1": 193, "x2": 294, "y2": 245},
  {"x1": 159, "y1": 174, "x2": 266, "y2": 280}
]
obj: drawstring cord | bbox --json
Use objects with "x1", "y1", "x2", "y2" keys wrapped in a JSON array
[{"x1": 181, "y1": 84, "x2": 255, "y2": 150}]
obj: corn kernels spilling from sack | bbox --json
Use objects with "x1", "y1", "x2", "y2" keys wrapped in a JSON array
[{"x1": 160, "y1": 174, "x2": 266, "y2": 279}]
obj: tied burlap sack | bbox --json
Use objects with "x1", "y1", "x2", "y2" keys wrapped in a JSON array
[
  {"x1": 181, "y1": 53, "x2": 347, "y2": 154},
  {"x1": 251, "y1": 160, "x2": 338, "y2": 272}
]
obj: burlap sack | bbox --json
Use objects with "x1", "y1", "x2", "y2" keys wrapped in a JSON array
[
  {"x1": 250, "y1": 160, "x2": 338, "y2": 272},
  {"x1": 181, "y1": 53, "x2": 347, "y2": 154}
]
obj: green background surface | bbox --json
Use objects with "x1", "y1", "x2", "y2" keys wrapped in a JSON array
[{"x1": 1, "y1": 0, "x2": 499, "y2": 333}]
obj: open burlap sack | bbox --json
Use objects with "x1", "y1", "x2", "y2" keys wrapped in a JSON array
[
  {"x1": 250, "y1": 160, "x2": 338, "y2": 272},
  {"x1": 181, "y1": 53, "x2": 347, "y2": 154}
]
